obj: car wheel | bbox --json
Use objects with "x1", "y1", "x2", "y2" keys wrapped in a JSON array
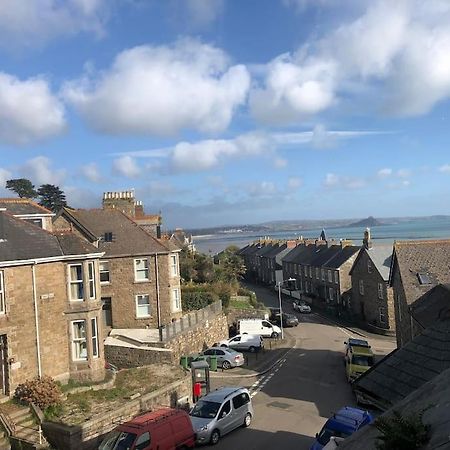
[
  {"x1": 243, "y1": 413, "x2": 252, "y2": 427},
  {"x1": 222, "y1": 360, "x2": 231, "y2": 370},
  {"x1": 271, "y1": 332, "x2": 279, "y2": 338},
  {"x1": 210, "y1": 429, "x2": 220, "y2": 445},
  {"x1": 220, "y1": 344, "x2": 228, "y2": 347},
  {"x1": 248, "y1": 346, "x2": 256, "y2": 353}
]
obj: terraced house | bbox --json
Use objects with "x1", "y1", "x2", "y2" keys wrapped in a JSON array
[
  {"x1": 0, "y1": 203, "x2": 105, "y2": 396},
  {"x1": 54, "y1": 207, "x2": 182, "y2": 334}
]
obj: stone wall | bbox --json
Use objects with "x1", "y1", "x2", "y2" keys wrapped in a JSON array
[
  {"x1": 226, "y1": 308, "x2": 268, "y2": 325},
  {"x1": 42, "y1": 375, "x2": 191, "y2": 450},
  {"x1": 105, "y1": 344, "x2": 173, "y2": 369}
]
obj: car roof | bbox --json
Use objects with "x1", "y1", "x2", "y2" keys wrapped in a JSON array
[
  {"x1": 201, "y1": 387, "x2": 248, "y2": 402},
  {"x1": 208, "y1": 347, "x2": 237, "y2": 352},
  {"x1": 326, "y1": 407, "x2": 371, "y2": 431},
  {"x1": 351, "y1": 346, "x2": 374, "y2": 356},
  {"x1": 122, "y1": 408, "x2": 184, "y2": 429},
  {"x1": 348, "y1": 338, "x2": 370, "y2": 347}
]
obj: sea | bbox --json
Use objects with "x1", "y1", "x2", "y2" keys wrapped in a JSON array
[{"x1": 193, "y1": 216, "x2": 450, "y2": 255}]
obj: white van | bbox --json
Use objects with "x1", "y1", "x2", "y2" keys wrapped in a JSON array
[{"x1": 238, "y1": 319, "x2": 282, "y2": 338}]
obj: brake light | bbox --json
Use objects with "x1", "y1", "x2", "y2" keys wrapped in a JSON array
[{"x1": 235, "y1": 355, "x2": 240, "y2": 361}]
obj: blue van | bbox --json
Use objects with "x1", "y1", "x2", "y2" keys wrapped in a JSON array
[{"x1": 310, "y1": 406, "x2": 373, "y2": 450}]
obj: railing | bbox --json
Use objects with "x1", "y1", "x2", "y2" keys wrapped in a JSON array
[
  {"x1": 160, "y1": 300, "x2": 222, "y2": 341},
  {"x1": 0, "y1": 407, "x2": 15, "y2": 437}
]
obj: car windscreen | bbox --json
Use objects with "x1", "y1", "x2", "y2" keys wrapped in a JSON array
[
  {"x1": 98, "y1": 430, "x2": 137, "y2": 450},
  {"x1": 352, "y1": 355, "x2": 374, "y2": 366},
  {"x1": 317, "y1": 427, "x2": 351, "y2": 445},
  {"x1": 190, "y1": 400, "x2": 222, "y2": 419}
]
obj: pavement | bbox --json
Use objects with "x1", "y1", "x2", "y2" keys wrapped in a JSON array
[{"x1": 211, "y1": 333, "x2": 297, "y2": 378}]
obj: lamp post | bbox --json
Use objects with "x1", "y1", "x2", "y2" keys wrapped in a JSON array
[{"x1": 276, "y1": 278, "x2": 296, "y2": 340}]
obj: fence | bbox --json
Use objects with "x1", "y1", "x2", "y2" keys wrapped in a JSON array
[{"x1": 160, "y1": 300, "x2": 223, "y2": 341}]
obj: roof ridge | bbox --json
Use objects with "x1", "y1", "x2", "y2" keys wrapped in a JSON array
[
  {"x1": 0, "y1": 197, "x2": 53, "y2": 214},
  {"x1": 395, "y1": 239, "x2": 450, "y2": 246}
]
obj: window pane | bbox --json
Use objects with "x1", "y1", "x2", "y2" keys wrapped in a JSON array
[
  {"x1": 91, "y1": 318, "x2": 99, "y2": 358},
  {"x1": 136, "y1": 295, "x2": 150, "y2": 317},
  {"x1": 70, "y1": 265, "x2": 83, "y2": 281},
  {"x1": 71, "y1": 283, "x2": 84, "y2": 300}
]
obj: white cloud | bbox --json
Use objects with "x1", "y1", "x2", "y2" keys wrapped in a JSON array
[
  {"x1": 274, "y1": 158, "x2": 288, "y2": 169},
  {"x1": 249, "y1": 181, "x2": 278, "y2": 197},
  {"x1": 323, "y1": 172, "x2": 365, "y2": 189},
  {"x1": 170, "y1": 133, "x2": 272, "y2": 172},
  {"x1": 0, "y1": 0, "x2": 108, "y2": 49},
  {"x1": 288, "y1": 177, "x2": 302, "y2": 189},
  {"x1": 63, "y1": 38, "x2": 250, "y2": 136},
  {"x1": 0, "y1": 168, "x2": 13, "y2": 195},
  {"x1": 439, "y1": 164, "x2": 450, "y2": 173},
  {"x1": 377, "y1": 168, "x2": 392, "y2": 178},
  {"x1": 112, "y1": 156, "x2": 141, "y2": 179},
  {"x1": 19, "y1": 156, "x2": 66, "y2": 186},
  {"x1": 0, "y1": 73, "x2": 65, "y2": 145},
  {"x1": 64, "y1": 185, "x2": 99, "y2": 209},
  {"x1": 252, "y1": 0, "x2": 450, "y2": 123},
  {"x1": 80, "y1": 163, "x2": 102, "y2": 183},
  {"x1": 397, "y1": 168, "x2": 411, "y2": 178},
  {"x1": 185, "y1": 0, "x2": 224, "y2": 28}
]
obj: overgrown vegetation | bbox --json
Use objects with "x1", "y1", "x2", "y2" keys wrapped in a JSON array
[
  {"x1": 375, "y1": 409, "x2": 430, "y2": 450},
  {"x1": 180, "y1": 246, "x2": 247, "y2": 310},
  {"x1": 14, "y1": 376, "x2": 62, "y2": 410}
]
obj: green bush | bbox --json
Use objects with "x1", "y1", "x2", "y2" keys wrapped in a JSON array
[
  {"x1": 14, "y1": 376, "x2": 62, "y2": 409},
  {"x1": 182, "y1": 290, "x2": 218, "y2": 311},
  {"x1": 375, "y1": 409, "x2": 430, "y2": 450}
]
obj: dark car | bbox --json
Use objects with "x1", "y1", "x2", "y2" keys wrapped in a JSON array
[{"x1": 270, "y1": 311, "x2": 299, "y2": 327}]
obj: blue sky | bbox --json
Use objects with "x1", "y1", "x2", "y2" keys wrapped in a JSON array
[{"x1": 1, "y1": 0, "x2": 450, "y2": 229}]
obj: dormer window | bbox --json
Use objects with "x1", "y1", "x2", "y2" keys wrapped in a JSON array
[
  {"x1": 104, "y1": 232, "x2": 113, "y2": 242},
  {"x1": 417, "y1": 273, "x2": 431, "y2": 285}
]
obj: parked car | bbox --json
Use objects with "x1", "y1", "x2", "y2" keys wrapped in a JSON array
[
  {"x1": 218, "y1": 334, "x2": 264, "y2": 353},
  {"x1": 293, "y1": 300, "x2": 311, "y2": 313},
  {"x1": 270, "y1": 312, "x2": 299, "y2": 327},
  {"x1": 238, "y1": 318, "x2": 282, "y2": 338},
  {"x1": 344, "y1": 338, "x2": 370, "y2": 356},
  {"x1": 189, "y1": 387, "x2": 253, "y2": 445},
  {"x1": 200, "y1": 347, "x2": 245, "y2": 369},
  {"x1": 98, "y1": 408, "x2": 195, "y2": 450},
  {"x1": 310, "y1": 406, "x2": 373, "y2": 450}
]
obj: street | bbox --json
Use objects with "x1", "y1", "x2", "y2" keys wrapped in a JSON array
[{"x1": 209, "y1": 284, "x2": 396, "y2": 449}]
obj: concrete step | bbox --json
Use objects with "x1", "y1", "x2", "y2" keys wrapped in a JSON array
[{"x1": 8, "y1": 409, "x2": 29, "y2": 421}]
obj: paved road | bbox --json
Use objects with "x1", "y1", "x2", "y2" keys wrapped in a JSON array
[{"x1": 207, "y1": 284, "x2": 396, "y2": 450}]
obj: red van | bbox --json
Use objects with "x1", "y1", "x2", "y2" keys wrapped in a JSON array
[{"x1": 98, "y1": 408, "x2": 196, "y2": 450}]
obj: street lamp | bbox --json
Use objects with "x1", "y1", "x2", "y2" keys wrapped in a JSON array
[{"x1": 276, "y1": 278, "x2": 296, "y2": 340}]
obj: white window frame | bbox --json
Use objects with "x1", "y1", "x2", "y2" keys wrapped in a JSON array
[
  {"x1": 170, "y1": 254, "x2": 178, "y2": 276},
  {"x1": 71, "y1": 320, "x2": 87, "y2": 361},
  {"x1": 69, "y1": 264, "x2": 84, "y2": 301},
  {"x1": 172, "y1": 288, "x2": 181, "y2": 311},
  {"x1": 88, "y1": 261, "x2": 96, "y2": 299},
  {"x1": 379, "y1": 307, "x2": 386, "y2": 324},
  {"x1": 91, "y1": 317, "x2": 99, "y2": 358},
  {"x1": 367, "y1": 259, "x2": 373, "y2": 273},
  {"x1": 134, "y1": 258, "x2": 150, "y2": 282},
  {"x1": 334, "y1": 271, "x2": 339, "y2": 284},
  {"x1": 99, "y1": 261, "x2": 110, "y2": 284},
  {"x1": 328, "y1": 270, "x2": 332, "y2": 282},
  {"x1": 321, "y1": 268, "x2": 325, "y2": 281},
  {"x1": 378, "y1": 282, "x2": 384, "y2": 299},
  {"x1": 0, "y1": 271, "x2": 5, "y2": 314},
  {"x1": 359, "y1": 279, "x2": 364, "y2": 295},
  {"x1": 136, "y1": 294, "x2": 151, "y2": 318}
]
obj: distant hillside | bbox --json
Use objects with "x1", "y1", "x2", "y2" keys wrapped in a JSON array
[{"x1": 347, "y1": 216, "x2": 383, "y2": 227}]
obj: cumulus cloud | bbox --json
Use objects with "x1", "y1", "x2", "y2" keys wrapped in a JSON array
[
  {"x1": 0, "y1": 0, "x2": 108, "y2": 49},
  {"x1": 248, "y1": 181, "x2": 278, "y2": 197},
  {"x1": 274, "y1": 158, "x2": 288, "y2": 169},
  {"x1": 397, "y1": 168, "x2": 411, "y2": 178},
  {"x1": 19, "y1": 156, "x2": 66, "y2": 186},
  {"x1": 170, "y1": 133, "x2": 271, "y2": 172},
  {"x1": 80, "y1": 163, "x2": 102, "y2": 183},
  {"x1": 251, "y1": 0, "x2": 450, "y2": 124},
  {"x1": 439, "y1": 164, "x2": 450, "y2": 173},
  {"x1": 63, "y1": 38, "x2": 250, "y2": 136},
  {"x1": 0, "y1": 73, "x2": 65, "y2": 145},
  {"x1": 377, "y1": 168, "x2": 392, "y2": 178},
  {"x1": 323, "y1": 172, "x2": 365, "y2": 189},
  {"x1": 185, "y1": 0, "x2": 224, "y2": 28},
  {"x1": 112, "y1": 156, "x2": 141, "y2": 178},
  {"x1": 288, "y1": 177, "x2": 302, "y2": 189},
  {"x1": 0, "y1": 168, "x2": 13, "y2": 195}
]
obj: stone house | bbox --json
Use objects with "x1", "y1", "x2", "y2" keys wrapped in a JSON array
[
  {"x1": 390, "y1": 239, "x2": 450, "y2": 347},
  {"x1": 53, "y1": 208, "x2": 182, "y2": 333},
  {"x1": 238, "y1": 242, "x2": 267, "y2": 281},
  {"x1": 349, "y1": 229, "x2": 394, "y2": 333},
  {"x1": 0, "y1": 198, "x2": 54, "y2": 230},
  {"x1": 0, "y1": 209, "x2": 105, "y2": 396}
]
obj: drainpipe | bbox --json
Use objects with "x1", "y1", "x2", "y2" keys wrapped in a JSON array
[
  {"x1": 31, "y1": 262, "x2": 42, "y2": 378},
  {"x1": 155, "y1": 253, "x2": 161, "y2": 329}
]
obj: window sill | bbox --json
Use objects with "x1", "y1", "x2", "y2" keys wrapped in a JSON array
[
  {"x1": 100, "y1": 282, "x2": 111, "y2": 286},
  {"x1": 134, "y1": 280, "x2": 151, "y2": 284},
  {"x1": 136, "y1": 315, "x2": 152, "y2": 319}
]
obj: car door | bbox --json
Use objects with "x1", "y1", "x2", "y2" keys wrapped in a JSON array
[
  {"x1": 261, "y1": 321, "x2": 273, "y2": 337},
  {"x1": 228, "y1": 336, "x2": 242, "y2": 350},
  {"x1": 214, "y1": 349, "x2": 226, "y2": 366},
  {"x1": 216, "y1": 400, "x2": 233, "y2": 435}
]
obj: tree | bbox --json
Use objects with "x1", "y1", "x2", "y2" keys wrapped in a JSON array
[
  {"x1": 216, "y1": 252, "x2": 246, "y2": 282},
  {"x1": 179, "y1": 248, "x2": 197, "y2": 283},
  {"x1": 5, "y1": 178, "x2": 37, "y2": 198},
  {"x1": 194, "y1": 253, "x2": 215, "y2": 283},
  {"x1": 37, "y1": 184, "x2": 67, "y2": 213}
]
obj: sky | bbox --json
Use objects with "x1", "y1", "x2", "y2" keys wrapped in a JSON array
[{"x1": 1, "y1": 0, "x2": 450, "y2": 229}]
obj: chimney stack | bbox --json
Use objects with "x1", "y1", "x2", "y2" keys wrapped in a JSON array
[{"x1": 363, "y1": 228, "x2": 372, "y2": 249}]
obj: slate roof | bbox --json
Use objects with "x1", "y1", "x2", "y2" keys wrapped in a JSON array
[
  {"x1": 0, "y1": 198, "x2": 53, "y2": 215},
  {"x1": 349, "y1": 245, "x2": 393, "y2": 281},
  {"x1": 0, "y1": 212, "x2": 99, "y2": 263},
  {"x1": 325, "y1": 244, "x2": 360, "y2": 268},
  {"x1": 353, "y1": 318, "x2": 450, "y2": 412},
  {"x1": 391, "y1": 239, "x2": 450, "y2": 305},
  {"x1": 309, "y1": 245, "x2": 341, "y2": 267},
  {"x1": 264, "y1": 243, "x2": 287, "y2": 258},
  {"x1": 255, "y1": 243, "x2": 278, "y2": 257},
  {"x1": 63, "y1": 208, "x2": 171, "y2": 257},
  {"x1": 410, "y1": 284, "x2": 450, "y2": 329},
  {"x1": 282, "y1": 243, "x2": 315, "y2": 263}
]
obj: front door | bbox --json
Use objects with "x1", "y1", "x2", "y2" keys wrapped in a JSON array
[{"x1": 0, "y1": 335, "x2": 9, "y2": 396}]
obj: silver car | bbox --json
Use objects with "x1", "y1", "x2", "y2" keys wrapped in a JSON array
[
  {"x1": 189, "y1": 387, "x2": 254, "y2": 445},
  {"x1": 201, "y1": 347, "x2": 245, "y2": 369}
]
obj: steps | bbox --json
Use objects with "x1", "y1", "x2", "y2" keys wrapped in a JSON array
[{"x1": 8, "y1": 405, "x2": 47, "y2": 448}]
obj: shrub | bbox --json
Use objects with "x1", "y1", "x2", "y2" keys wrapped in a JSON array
[
  {"x1": 375, "y1": 409, "x2": 430, "y2": 450},
  {"x1": 14, "y1": 376, "x2": 62, "y2": 409},
  {"x1": 181, "y1": 290, "x2": 218, "y2": 311}
]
